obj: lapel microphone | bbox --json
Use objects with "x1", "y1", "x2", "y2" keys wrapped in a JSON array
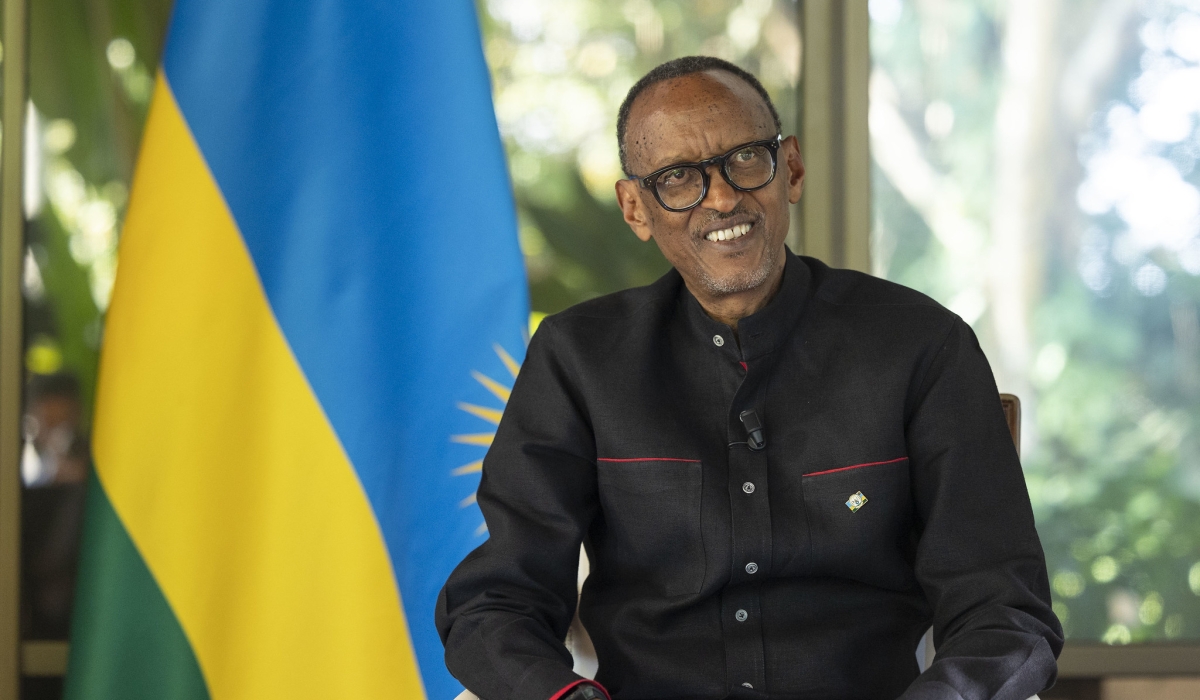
[{"x1": 739, "y1": 410, "x2": 766, "y2": 451}]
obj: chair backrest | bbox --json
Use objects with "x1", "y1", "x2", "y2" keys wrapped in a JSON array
[{"x1": 999, "y1": 393, "x2": 1021, "y2": 457}]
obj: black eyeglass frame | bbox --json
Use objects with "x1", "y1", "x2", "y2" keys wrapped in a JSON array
[{"x1": 632, "y1": 135, "x2": 783, "y2": 212}]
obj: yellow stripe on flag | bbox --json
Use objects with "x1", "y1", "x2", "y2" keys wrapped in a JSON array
[{"x1": 92, "y1": 75, "x2": 424, "y2": 699}]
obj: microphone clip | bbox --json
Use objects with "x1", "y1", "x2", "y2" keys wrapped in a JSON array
[{"x1": 739, "y1": 410, "x2": 766, "y2": 451}]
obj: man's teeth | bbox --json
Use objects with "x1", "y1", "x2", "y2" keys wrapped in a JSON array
[{"x1": 705, "y1": 222, "x2": 752, "y2": 242}]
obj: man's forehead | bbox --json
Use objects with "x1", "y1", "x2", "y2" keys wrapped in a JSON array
[{"x1": 625, "y1": 70, "x2": 775, "y2": 169}]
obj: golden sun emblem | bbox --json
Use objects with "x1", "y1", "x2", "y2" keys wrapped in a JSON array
[{"x1": 452, "y1": 343, "x2": 521, "y2": 535}]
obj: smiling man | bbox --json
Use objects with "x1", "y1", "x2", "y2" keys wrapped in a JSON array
[{"x1": 437, "y1": 57, "x2": 1062, "y2": 700}]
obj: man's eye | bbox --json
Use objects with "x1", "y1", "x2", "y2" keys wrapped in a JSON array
[
  {"x1": 662, "y1": 168, "x2": 688, "y2": 184},
  {"x1": 735, "y1": 149, "x2": 757, "y2": 162}
]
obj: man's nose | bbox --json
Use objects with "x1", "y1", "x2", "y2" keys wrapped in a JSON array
[{"x1": 699, "y1": 165, "x2": 741, "y2": 212}]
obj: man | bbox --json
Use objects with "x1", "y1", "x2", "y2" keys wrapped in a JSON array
[
  {"x1": 437, "y1": 56, "x2": 1062, "y2": 700},
  {"x1": 21, "y1": 373, "x2": 90, "y2": 639}
]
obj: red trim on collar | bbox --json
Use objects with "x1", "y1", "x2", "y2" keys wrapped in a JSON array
[
  {"x1": 740, "y1": 361, "x2": 748, "y2": 371},
  {"x1": 803, "y1": 456, "x2": 909, "y2": 477},
  {"x1": 548, "y1": 679, "x2": 611, "y2": 700},
  {"x1": 597, "y1": 457, "x2": 701, "y2": 463}
]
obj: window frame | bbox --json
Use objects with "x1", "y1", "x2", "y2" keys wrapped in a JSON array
[{"x1": 1, "y1": 0, "x2": 29, "y2": 697}]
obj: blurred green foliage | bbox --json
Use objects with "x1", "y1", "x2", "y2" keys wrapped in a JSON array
[
  {"x1": 23, "y1": 0, "x2": 172, "y2": 419},
  {"x1": 871, "y1": 0, "x2": 1200, "y2": 641}
]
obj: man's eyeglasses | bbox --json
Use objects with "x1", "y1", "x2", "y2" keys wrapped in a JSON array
[{"x1": 632, "y1": 135, "x2": 782, "y2": 212}]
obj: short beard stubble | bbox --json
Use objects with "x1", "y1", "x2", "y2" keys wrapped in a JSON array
[
  {"x1": 692, "y1": 209, "x2": 781, "y2": 296},
  {"x1": 695, "y1": 241, "x2": 779, "y2": 295}
]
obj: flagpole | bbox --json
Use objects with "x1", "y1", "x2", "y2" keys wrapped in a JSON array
[{"x1": 0, "y1": 0, "x2": 28, "y2": 694}]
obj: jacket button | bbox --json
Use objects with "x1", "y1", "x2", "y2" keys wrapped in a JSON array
[
  {"x1": 742, "y1": 682, "x2": 754, "y2": 689},
  {"x1": 745, "y1": 562, "x2": 758, "y2": 574},
  {"x1": 712, "y1": 334, "x2": 725, "y2": 347},
  {"x1": 742, "y1": 481, "x2": 755, "y2": 494},
  {"x1": 735, "y1": 609, "x2": 748, "y2": 622}
]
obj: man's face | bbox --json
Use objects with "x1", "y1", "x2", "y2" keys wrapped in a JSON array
[{"x1": 615, "y1": 70, "x2": 805, "y2": 301}]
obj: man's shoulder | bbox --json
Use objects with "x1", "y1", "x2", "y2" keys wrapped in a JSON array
[
  {"x1": 798, "y1": 256, "x2": 960, "y2": 342},
  {"x1": 801, "y1": 255, "x2": 941, "y2": 310},
  {"x1": 545, "y1": 268, "x2": 681, "y2": 329},
  {"x1": 803, "y1": 255, "x2": 952, "y2": 313}
]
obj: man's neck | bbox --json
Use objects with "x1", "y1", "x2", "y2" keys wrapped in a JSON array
[{"x1": 689, "y1": 262, "x2": 786, "y2": 333}]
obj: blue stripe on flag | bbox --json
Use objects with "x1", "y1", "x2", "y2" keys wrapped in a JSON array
[{"x1": 162, "y1": 3, "x2": 528, "y2": 697}]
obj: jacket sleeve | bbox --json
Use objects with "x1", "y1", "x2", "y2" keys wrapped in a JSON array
[
  {"x1": 436, "y1": 319, "x2": 600, "y2": 700},
  {"x1": 900, "y1": 317, "x2": 1064, "y2": 700}
]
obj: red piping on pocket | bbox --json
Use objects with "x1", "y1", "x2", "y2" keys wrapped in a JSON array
[
  {"x1": 549, "y1": 680, "x2": 611, "y2": 700},
  {"x1": 803, "y1": 456, "x2": 909, "y2": 477},
  {"x1": 597, "y1": 457, "x2": 702, "y2": 463}
]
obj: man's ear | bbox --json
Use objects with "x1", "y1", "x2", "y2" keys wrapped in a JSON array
[
  {"x1": 616, "y1": 178, "x2": 654, "y2": 242},
  {"x1": 782, "y1": 135, "x2": 805, "y2": 204}
]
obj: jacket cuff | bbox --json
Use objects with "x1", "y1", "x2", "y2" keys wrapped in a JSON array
[{"x1": 548, "y1": 679, "x2": 611, "y2": 700}]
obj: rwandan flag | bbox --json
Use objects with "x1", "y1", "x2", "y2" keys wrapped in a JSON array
[{"x1": 65, "y1": 2, "x2": 527, "y2": 699}]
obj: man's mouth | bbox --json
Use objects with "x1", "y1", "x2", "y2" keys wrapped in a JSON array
[{"x1": 704, "y1": 222, "x2": 753, "y2": 242}]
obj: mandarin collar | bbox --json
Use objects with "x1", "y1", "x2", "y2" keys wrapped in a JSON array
[{"x1": 681, "y1": 248, "x2": 810, "y2": 361}]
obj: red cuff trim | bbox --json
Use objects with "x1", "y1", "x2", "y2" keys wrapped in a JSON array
[
  {"x1": 597, "y1": 457, "x2": 700, "y2": 463},
  {"x1": 803, "y1": 456, "x2": 909, "y2": 478},
  {"x1": 548, "y1": 679, "x2": 611, "y2": 700}
]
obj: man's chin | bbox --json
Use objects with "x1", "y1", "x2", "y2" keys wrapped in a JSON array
[
  {"x1": 696, "y1": 263, "x2": 775, "y2": 296},
  {"x1": 693, "y1": 245, "x2": 781, "y2": 297}
]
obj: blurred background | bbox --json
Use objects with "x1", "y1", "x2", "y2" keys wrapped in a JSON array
[{"x1": 3, "y1": 0, "x2": 1200, "y2": 698}]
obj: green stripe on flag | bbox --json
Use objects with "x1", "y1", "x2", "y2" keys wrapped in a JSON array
[{"x1": 65, "y1": 473, "x2": 210, "y2": 700}]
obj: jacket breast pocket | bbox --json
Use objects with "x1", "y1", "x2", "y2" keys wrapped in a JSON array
[
  {"x1": 595, "y1": 459, "x2": 704, "y2": 597},
  {"x1": 802, "y1": 457, "x2": 914, "y2": 590}
]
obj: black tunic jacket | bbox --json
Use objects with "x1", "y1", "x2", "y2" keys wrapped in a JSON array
[{"x1": 437, "y1": 252, "x2": 1063, "y2": 700}]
